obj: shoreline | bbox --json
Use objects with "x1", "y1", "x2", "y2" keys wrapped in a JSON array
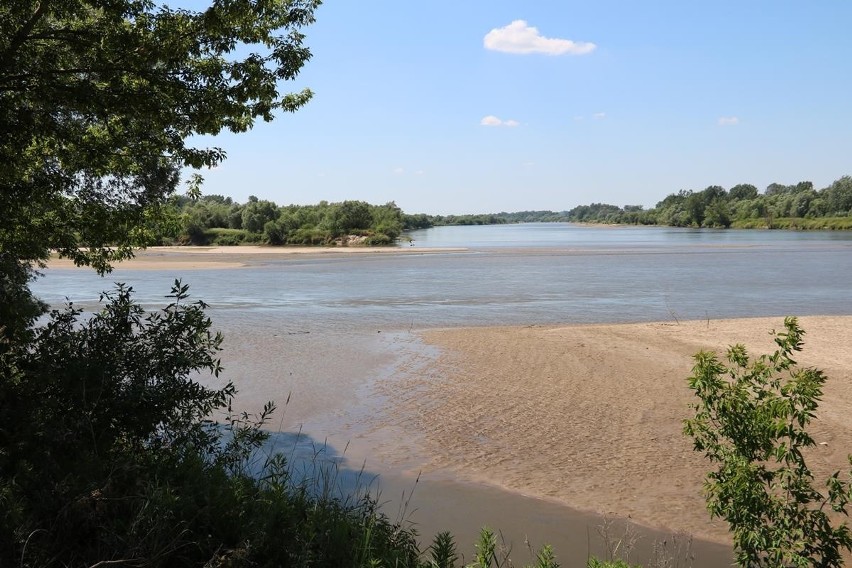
[
  {"x1": 568, "y1": 220, "x2": 852, "y2": 231},
  {"x1": 47, "y1": 245, "x2": 470, "y2": 270},
  {"x1": 376, "y1": 315, "x2": 852, "y2": 544}
]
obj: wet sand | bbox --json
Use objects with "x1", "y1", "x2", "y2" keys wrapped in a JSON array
[
  {"x1": 48, "y1": 245, "x2": 467, "y2": 270},
  {"x1": 377, "y1": 316, "x2": 852, "y2": 545}
]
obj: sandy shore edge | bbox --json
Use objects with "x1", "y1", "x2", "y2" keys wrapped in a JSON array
[
  {"x1": 377, "y1": 315, "x2": 852, "y2": 544},
  {"x1": 46, "y1": 245, "x2": 469, "y2": 270}
]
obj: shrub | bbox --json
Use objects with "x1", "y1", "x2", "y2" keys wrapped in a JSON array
[
  {"x1": 0, "y1": 282, "x2": 422, "y2": 566},
  {"x1": 364, "y1": 233, "x2": 394, "y2": 246},
  {"x1": 684, "y1": 317, "x2": 852, "y2": 567},
  {"x1": 207, "y1": 227, "x2": 250, "y2": 245}
]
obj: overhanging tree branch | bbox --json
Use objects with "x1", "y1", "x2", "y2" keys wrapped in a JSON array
[{"x1": 0, "y1": 1, "x2": 47, "y2": 72}]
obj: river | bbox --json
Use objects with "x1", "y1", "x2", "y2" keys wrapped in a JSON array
[{"x1": 32, "y1": 223, "x2": 852, "y2": 565}]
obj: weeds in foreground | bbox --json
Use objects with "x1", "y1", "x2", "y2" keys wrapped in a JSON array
[
  {"x1": 586, "y1": 517, "x2": 693, "y2": 568},
  {"x1": 597, "y1": 517, "x2": 639, "y2": 564},
  {"x1": 648, "y1": 532, "x2": 694, "y2": 568},
  {"x1": 428, "y1": 531, "x2": 460, "y2": 567},
  {"x1": 412, "y1": 522, "x2": 694, "y2": 568}
]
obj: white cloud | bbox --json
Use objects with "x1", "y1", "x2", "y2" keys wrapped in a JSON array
[
  {"x1": 593, "y1": 112, "x2": 606, "y2": 120},
  {"x1": 480, "y1": 115, "x2": 519, "y2": 127},
  {"x1": 484, "y1": 20, "x2": 596, "y2": 56},
  {"x1": 414, "y1": 170, "x2": 425, "y2": 176},
  {"x1": 392, "y1": 167, "x2": 405, "y2": 174},
  {"x1": 718, "y1": 116, "x2": 739, "y2": 126}
]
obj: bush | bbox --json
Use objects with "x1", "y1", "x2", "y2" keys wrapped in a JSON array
[
  {"x1": 184, "y1": 219, "x2": 210, "y2": 244},
  {"x1": 263, "y1": 220, "x2": 286, "y2": 245},
  {"x1": 364, "y1": 233, "x2": 394, "y2": 246},
  {"x1": 0, "y1": 282, "x2": 423, "y2": 567},
  {"x1": 684, "y1": 317, "x2": 852, "y2": 567},
  {"x1": 208, "y1": 227, "x2": 251, "y2": 245},
  {"x1": 288, "y1": 226, "x2": 331, "y2": 245}
]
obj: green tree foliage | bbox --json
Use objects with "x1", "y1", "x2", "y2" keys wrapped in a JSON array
[
  {"x1": 567, "y1": 203, "x2": 625, "y2": 223},
  {"x1": 430, "y1": 213, "x2": 510, "y2": 226},
  {"x1": 684, "y1": 318, "x2": 852, "y2": 567},
  {"x1": 729, "y1": 184, "x2": 759, "y2": 201},
  {"x1": 1, "y1": 282, "x2": 430, "y2": 566},
  {"x1": 170, "y1": 196, "x2": 406, "y2": 245},
  {"x1": 0, "y1": 0, "x2": 319, "y2": 342},
  {"x1": 336, "y1": 200, "x2": 374, "y2": 233},
  {"x1": 2, "y1": 282, "x2": 230, "y2": 562},
  {"x1": 242, "y1": 198, "x2": 280, "y2": 233},
  {"x1": 372, "y1": 201, "x2": 404, "y2": 240},
  {"x1": 403, "y1": 212, "x2": 436, "y2": 230},
  {"x1": 0, "y1": 0, "x2": 317, "y2": 272},
  {"x1": 655, "y1": 191, "x2": 691, "y2": 227},
  {"x1": 566, "y1": 176, "x2": 852, "y2": 229},
  {"x1": 824, "y1": 176, "x2": 852, "y2": 217}
]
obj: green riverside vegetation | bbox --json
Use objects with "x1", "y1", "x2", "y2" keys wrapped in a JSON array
[
  {"x1": 148, "y1": 177, "x2": 852, "y2": 249},
  {"x1": 564, "y1": 178, "x2": 852, "y2": 229},
  {"x1": 685, "y1": 318, "x2": 852, "y2": 567},
  {"x1": 4, "y1": 1, "x2": 852, "y2": 566},
  {"x1": 140, "y1": 195, "x2": 520, "y2": 247}
]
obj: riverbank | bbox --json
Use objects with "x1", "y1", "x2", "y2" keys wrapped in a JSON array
[
  {"x1": 376, "y1": 316, "x2": 852, "y2": 544},
  {"x1": 572, "y1": 217, "x2": 852, "y2": 231},
  {"x1": 47, "y1": 244, "x2": 468, "y2": 270}
]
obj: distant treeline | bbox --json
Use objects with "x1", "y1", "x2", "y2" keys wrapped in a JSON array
[
  {"x1": 402, "y1": 210, "x2": 574, "y2": 229},
  {"x1": 143, "y1": 175, "x2": 852, "y2": 247},
  {"x1": 142, "y1": 197, "x2": 576, "y2": 246},
  {"x1": 141, "y1": 196, "x2": 410, "y2": 246},
  {"x1": 564, "y1": 175, "x2": 852, "y2": 229}
]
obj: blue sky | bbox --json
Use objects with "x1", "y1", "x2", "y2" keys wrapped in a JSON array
[{"x1": 184, "y1": 1, "x2": 852, "y2": 214}]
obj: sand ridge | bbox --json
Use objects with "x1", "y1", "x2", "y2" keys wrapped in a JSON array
[
  {"x1": 379, "y1": 316, "x2": 852, "y2": 543},
  {"x1": 47, "y1": 245, "x2": 468, "y2": 270}
]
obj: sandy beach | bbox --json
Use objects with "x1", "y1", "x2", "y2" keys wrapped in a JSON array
[
  {"x1": 47, "y1": 245, "x2": 467, "y2": 270},
  {"x1": 378, "y1": 316, "x2": 852, "y2": 544}
]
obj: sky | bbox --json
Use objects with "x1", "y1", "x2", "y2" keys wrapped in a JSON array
[{"x1": 181, "y1": 1, "x2": 852, "y2": 214}]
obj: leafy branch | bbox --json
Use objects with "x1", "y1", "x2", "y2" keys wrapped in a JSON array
[{"x1": 684, "y1": 317, "x2": 852, "y2": 567}]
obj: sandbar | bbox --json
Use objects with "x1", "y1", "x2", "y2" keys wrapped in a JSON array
[
  {"x1": 47, "y1": 245, "x2": 468, "y2": 270},
  {"x1": 380, "y1": 316, "x2": 852, "y2": 544}
]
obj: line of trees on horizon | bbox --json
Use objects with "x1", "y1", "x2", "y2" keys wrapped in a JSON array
[
  {"x1": 565, "y1": 175, "x2": 852, "y2": 229},
  {"x1": 142, "y1": 174, "x2": 852, "y2": 247},
  {"x1": 141, "y1": 197, "x2": 525, "y2": 246},
  {"x1": 144, "y1": 197, "x2": 408, "y2": 246}
]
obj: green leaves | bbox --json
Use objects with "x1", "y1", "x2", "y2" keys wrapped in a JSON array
[
  {"x1": 1, "y1": 0, "x2": 318, "y2": 269},
  {"x1": 684, "y1": 317, "x2": 852, "y2": 567},
  {"x1": 428, "y1": 531, "x2": 460, "y2": 568},
  {"x1": 1, "y1": 281, "x2": 230, "y2": 561}
]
